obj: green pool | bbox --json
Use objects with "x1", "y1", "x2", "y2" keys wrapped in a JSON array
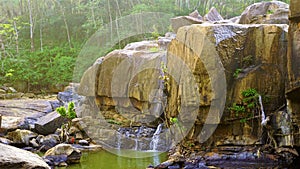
[{"x1": 66, "y1": 149, "x2": 168, "y2": 169}]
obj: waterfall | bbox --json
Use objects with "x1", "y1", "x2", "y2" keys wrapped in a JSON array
[
  {"x1": 116, "y1": 132, "x2": 121, "y2": 149},
  {"x1": 259, "y1": 95, "x2": 269, "y2": 126},
  {"x1": 150, "y1": 124, "x2": 163, "y2": 151}
]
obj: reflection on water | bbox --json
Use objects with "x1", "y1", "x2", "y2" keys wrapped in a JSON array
[{"x1": 66, "y1": 149, "x2": 168, "y2": 169}]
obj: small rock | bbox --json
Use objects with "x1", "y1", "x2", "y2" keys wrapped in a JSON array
[
  {"x1": 78, "y1": 139, "x2": 89, "y2": 146},
  {"x1": 40, "y1": 134, "x2": 60, "y2": 151},
  {"x1": 44, "y1": 144, "x2": 82, "y2": 164},
  {"x1": 0, "y1": 137, "x2": 12, "y2": 144},
  {"x1": 0, "y1": 89, "x2": 5, "y2": 94},
  {"x1": 30, "y1": 138, "x2": 40, "y2": 148},
  {"x1": 6, "y1": 129, "x2": 38, "y2": 146},
  {"x1": 8, "y1": 87, "x2": 17, "y2": 93}
]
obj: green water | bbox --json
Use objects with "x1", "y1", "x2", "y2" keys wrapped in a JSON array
[{"x1": 66, "y1": 149, "x2": 168, "y2": 169}]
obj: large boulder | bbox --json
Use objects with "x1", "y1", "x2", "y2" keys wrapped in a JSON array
[
  {"x1": 78, "y1": 22, "x2": 289, "y2": 147},
  {"x1": 0, "y1": 143, "x2": 50, "y2": 169},
  {"x1": 35, "y1": 111, "x2": 67, "y2": 135},
  {"x1": 0, "y1": 99, "x2": 54, "y2": 131},
  {"x1": 239, "y1": 1, "x2": 289, "y2": 24},
  {"x1": 168, "y1": 23, "x2": 288, "y2": 145}
]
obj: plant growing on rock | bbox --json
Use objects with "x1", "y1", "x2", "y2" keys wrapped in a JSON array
[
  {"x1": 233, "y1": 68, "x2": 242, "y2": 78},
  {"x1": 229, "y1": 88, "x2": 260, "y2": 123},
  {"x1": 56, "y1": 102, "x2": 77, "y2": 142}
]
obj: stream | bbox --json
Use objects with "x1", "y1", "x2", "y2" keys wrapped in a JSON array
[{"x1": 66, "y1": 149, "x2": 168, "y2": 169}]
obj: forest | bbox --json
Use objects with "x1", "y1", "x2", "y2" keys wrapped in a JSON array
[{"x1": 0, "y1": 0, "x2": 290, "y2": 92}]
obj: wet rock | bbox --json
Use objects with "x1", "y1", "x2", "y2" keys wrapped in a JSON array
[
  {"x1": 35, "y1": 111, "x2": 67, "y2": 135},
  {"x1": 239, "y1": 1, "x2": 289, "y2": 24},
  {"x1": 6, "y1": 129, "x2": 38, "y2": 146},
  {"x1": 0, "y1": 143, "x2": 50, "y2": 169},
  {"x1": 39, "y1": 134, "x2": 60, "y2": 151},
  {"x1": 44, "y1": 143, "x2": 82, "y2": 164}
]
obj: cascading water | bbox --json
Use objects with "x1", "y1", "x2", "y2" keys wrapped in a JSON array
[
  {"x1": 150, "y1": 124, "x2": 164, "y2": 151},
  {"x1": 258, "y1": 95, "x2": 269, "y2": 126}
]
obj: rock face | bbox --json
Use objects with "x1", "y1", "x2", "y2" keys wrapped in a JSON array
[
  {"x1": 239, "y1": 1, "x2": 289, "y2": 24},
  {"x1": 286, "y1": 0, "x2": 300, "y2": 146},
  {"x1": 78, "y1": 23, "x2": 292, "y2": 148},
  {"x1": 168, "y1": 23, "x2": 288, "y2": 145},
  {"x1": 0, "y1": 143, "x2": 50, "y2": 169}
]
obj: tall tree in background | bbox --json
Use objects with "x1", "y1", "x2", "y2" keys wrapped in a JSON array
[{"x1": 27, "y1": 0, "x2": 34, "y2": 52}]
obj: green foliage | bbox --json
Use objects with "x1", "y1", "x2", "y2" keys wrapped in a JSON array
[
  {"x1": 241, "y1": 88, "x2": 258, "y2": 98},
  {"x1": 107, "y1": 119, "x2": 122, "y2": 125},
  {"x1": 56, "y1": 102, "x2": 77, "y2": 120},
  {"x1": 229, "y1": 103, "x2": 246, "y2": 115},
  {"x1": 170, "y1": 117, "x2": 179, "y2": 124},
  {"x1": 233, "y1": 68, "x2": 242, "y2": 78},
  {"x1": 229, "y1": 88, "x2": 260, "y2": 122},
  {"x1": 151, "y1": 25, "x2": 160, "y2": 40},
  {"x1": 149, "y1": 47, "x2": 159, "y2": 52},
  {"x1": 56, "y1": 106, "x2": 67, "y2": 117},
  {"x1": 0, "y1": 46, "x2": 78, "y2": 91}
]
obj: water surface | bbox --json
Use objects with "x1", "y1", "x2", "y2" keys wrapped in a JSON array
[{"x1": 67, "y1": 149, "x2": 168, "y2": 169}]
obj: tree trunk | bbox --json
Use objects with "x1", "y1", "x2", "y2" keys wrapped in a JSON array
[
  {"x1": 39, "y1": 21, "x2": 43, "y2": 51},
  {"x1": 27, "y1": 0, "x2": 34, "y2": 52},
  {"x1": 13, "y1": 20, "x2": 19, "y2": 54},
  {"x1": 60, "y1": 4, "x2": 72, "y2": 49},
  {"x1": 0, "y1": 35, "x2": 5, "y2": 59}
]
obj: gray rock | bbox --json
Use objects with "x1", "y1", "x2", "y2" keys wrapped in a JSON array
[
  {"x1": 171, "y1": 15, "x2": 203, "y2": 33},
  {"x1": 35, "y1": 111, "x2": 67, "y2": 135},
  {"x1": 39, "y1": 134, "x2": 60, "y2": 151},
  {"x1": 6, "y1": 129, "x2": 38, "y2": 146},
  {"x1": 44, "y1": 144, "x2": 82, "y2": 164},
  {"x1": 0, "y1": 143, "x2": 50, "y2": 169},
  {"x1": 239, "y1": 1, "x2": 289, "y2": 24},
  {"x1": 78, "y1": 139, "x2": 89, "y2": 146},
  {"x1": 203, "y1": 7, "x2": 224, "y2": 22}
]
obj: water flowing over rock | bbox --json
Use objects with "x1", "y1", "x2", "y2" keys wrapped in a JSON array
[
  {"x1": 239, "y1": 1, "x2": 289, "y2": 24},
  {"x1": 0, "y1": 143, "x2": 50, "y2": 169}
]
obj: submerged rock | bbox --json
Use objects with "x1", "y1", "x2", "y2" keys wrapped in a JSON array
[{"x1": 0, "y1": 143, "x2": 50, "y2": 169}]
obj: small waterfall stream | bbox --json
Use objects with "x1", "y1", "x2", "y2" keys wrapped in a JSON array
[
  {"x1": 150, "y1": 124, "x2": 163, "y2": 151},
  {"x1": 258, "y1": 95, "x2": 269, "y2": 126}
]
